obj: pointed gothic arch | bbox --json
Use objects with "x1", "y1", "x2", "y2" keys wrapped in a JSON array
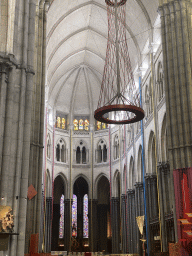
[
  {"x1": 128, "y1": 156, "x2": 134, "y2": 188},
  {"x1": 137, "y1": 145, "x2": 143, "y2": 183},
  {"x1": 113, "y1": 170, "x2": 120, "y2": 198},
  {"x1": 161, "y1": 114, "x2": 167, "y2": 162},
  {"x1": 148, "y1": 131, "x2": 156, "y2": 174}
]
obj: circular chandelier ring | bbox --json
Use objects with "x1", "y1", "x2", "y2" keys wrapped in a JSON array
[
  {"x1": 105, "y1": 0, "x2": 127, "y2": 7},
  {"x1": 94, "y1": 104, "x2": 145, "y2": 125}
]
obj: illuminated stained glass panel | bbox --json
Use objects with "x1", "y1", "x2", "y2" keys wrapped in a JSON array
[
  {"x1": 73, "y1": 119, "x2": 78, "y2": 131},
  {"x1": 72, "y1": 194, "x2": 77, "y2": 237},
  {"x1": 84, "y1": 119, "x2": 89, "y2": 131},
  {"x1": 62, "y1": 118, "x2": 65, "y2": 129},
  {"x1": 57, "y1": 117, "x2": 61, "y2": 128},
  {"x1": 79, "y1": 119, "x2": 84, "y2": 130},
  {"x1": 97, "y1": 121, "x2": 101, "y2": 130},
  {"x1": 83, "y1": 194, "x2": 89, "y2": 238},
  {"x1": 59, "y1": 194, "x2": 64, "y2": 238},
  {"x1": 102, "y1": 123, "x2": 106, "y2": 129}
]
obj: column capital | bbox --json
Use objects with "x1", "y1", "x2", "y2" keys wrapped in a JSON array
[
  {"x1": 144, "y1": 173, "x2": 151, "y2": 180},
  {"x1": 134, "y1": 182, "x2": 143, "y2": 188},
  {"x1": 111, "y1": 197, "x2": 120, "y2": 202},
  {"x1": 150, "y1": 174, "x2": 157, "y2": 181},
  {"x1": 158, "y1": 162, "x2": 170, "y2": 174},
  {"x1": 127, "y1": 189, "x2": 135, "y2": 195},
  {"x1": 64, "y1": 198, "x2": 72, "y2": 204},
  {"x1": 121, "y1": 194, "x2": 127, "y2": 200},
  {"x1": 0, "y1": 53, "x2": 17, "y2": 69}
]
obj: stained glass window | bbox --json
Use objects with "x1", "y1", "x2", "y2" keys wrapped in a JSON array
[
  {"x1": 57, "y1": 117, "x2": 61, "y2": 128},
  {"x1": 84, "y1": 119, "x2": 89, "y2": 131},
  {"x1": 62, "y1": 118, "x2": 65, "y2": 129},
  {"x1": 83, "y1": 194, "x2": 88, "y2": 238},
  {"x1": 102, "y1": 123, "x2": 106, "y2": 129},
  {"x1": 79, "y1": 119, "x2": 84, "y2": 130},
  {"x1": 72, "y1": 194, "x2": 77, "y2": 237},
  {"x1": 59, "y1": 194, "x2": 64, "y2": 238},
  {"x1": 73, "y1": 119, "x2": 78, "y2": 131},
  {"x1": 97, "y1": 121, "x2": 101, "y2": 130}
]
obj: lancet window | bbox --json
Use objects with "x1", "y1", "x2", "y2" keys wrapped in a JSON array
[
  {"x1": 73, "y1": 117, "x2": 89, "y2": 131},
  {"x1": 59, "y1": 194, "x2": 64, "y2": 238},
  {"x1": 71, "y1": 194, "x2": 88, "y2": 238},
  {"x1": 96, "y1": 120, "x2": 108, "y2": 130},
  {"x1": 72, "y1": 194, "x2": 77, "y2": 237},
  {"x1": 75, "y1": 141, "x2": 88, "y2": 164},
  {"x1": 96, "y1": 139, "x2": 107, "y2": 163},
  {"x1": 83, "y1": 194, "x2": 88, "y2": 238},
  {"x1": 56, "y1": 139, "x2": 67, "y2": 163},
  {"x1": 56, "y1": 113, "x2": 67, "y2": 130}
]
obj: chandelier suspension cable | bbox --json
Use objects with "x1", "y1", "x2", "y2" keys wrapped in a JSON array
[
  {"x1": 94, "y1": 0, "x2": 144, "y2": 125},
  {"x1": 115, "y1": 0, "x2": 121, "y2": 98}
]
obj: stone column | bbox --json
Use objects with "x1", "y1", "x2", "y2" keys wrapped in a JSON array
[
  {"x1": 97, "y1": 204, "x2": 108, "y2": 252},
  {"x1": 135, "y1": 182, "x2": 144, "y2": 255},
  {"x1": 144, "y1": 174, "x2": 151, "y2": 253},
  {"x1": 131, "y1": 189, "x2": 137, "y2": 254},
  {"x1": 0, "y1": 63, "x2": 16, "y2": 205},
  {"x1": 126, "y1": 189, "x2": 136, "y2": 254},
  {"x1": 121, "y1": 194, "x2": 127, "y2": 253},
  {"x1": 64, "y1": 199, "x2": 71, "y2": 252},
  {"x1": 51, "y1": 203, "x2": 60, "y2": 251},
  {"x1": 151, "y1": 174, "x2": 158, "y2": 218},
  {"x1": 158, "y1": 0, "x2": 192, "y2": 241},
  {"x1": 88, "y1": 199, "x2": 98, "y2": 252},
  {"x1": 45, "y1": 197, "x2": 52, "y2": 253},
  {"x1": 111, "y1": 197, "x2": 120, "y2": 253},
  {"x1": 127, "y1": 190, "x2": 131, "y2": 253},
  {"x1": 140, "y1": 184, "x2": 145, "y2": 216},
  {"x1": 163, "y1": 164, "x2": 171, "y2": 214},
  {"x1": 0, "y1": 63, "x2": 10, "y2": 178},
  {"x1": 77, "y1": 195, "x2": 83, "y2": 243},
  {"x1": 157, "y1": 162, "x2": 171, "y2": 251}
]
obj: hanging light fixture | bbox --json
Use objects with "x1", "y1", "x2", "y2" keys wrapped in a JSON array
[{"x1": 94, "y1": 0, "x2": 144, "y2": 125}]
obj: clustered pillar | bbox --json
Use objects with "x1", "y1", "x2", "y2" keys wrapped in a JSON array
[
  {"x1": 0, "y1": 1, "x2": 49, "y2": 255},
  {"x1": 135, "y1": 182, "x2": 144, "y2": 255},
  {"x1": 127, "y1": 189, "x2": 137, "y2": 254},
  {"x1": 158, "y1": 0, "x2": 192, "y2": 242},
  {"x1": 121, "y1": 194, "x2": 127, "y2": 253},
  {"x1": 64, "y1": 199, "x2": 72, "y2": 252},
  {"x1": 88, "y1": 199, "x2": 98, "y2": 252},
  {"x1": 44, "y1": 197, "x2": 52, "y2": 253},
  {"x1": 111, "y1": 197, "x2": 120, "y2": 253}
]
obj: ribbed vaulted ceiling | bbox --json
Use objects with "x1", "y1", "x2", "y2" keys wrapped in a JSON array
[{"x1": 46, "y1": 0, "x2": 159, "y2": 120}]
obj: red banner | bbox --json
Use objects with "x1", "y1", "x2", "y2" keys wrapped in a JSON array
[
  {"x1": 173, "y1": 168, "x2": 192, "y2": 255},
  {"x1": 30, "y1": 234, "x2": 39, "y2": 253}
]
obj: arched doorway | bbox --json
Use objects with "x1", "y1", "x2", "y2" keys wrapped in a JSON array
[
  {"x1": 97, "y1": 175, "x2": 111, "y2": 253},
  {"x1": 51, "y1": 175, "x2": 65, "y2": 251},
  {"x1": 73, "y1": 177, "x2": 89, "y2": 251}
]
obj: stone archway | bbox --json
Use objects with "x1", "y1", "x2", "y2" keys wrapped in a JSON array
[
  {"x1": 51, "y1": 175, "x2": 65, "y2": 251},
  {"x1": 73, "y1": 176, "x2": 89, "y2": 251}
]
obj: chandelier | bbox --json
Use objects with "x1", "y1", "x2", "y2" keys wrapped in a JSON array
[{"x1": 94, "y1": 0, "x2": 144, "y2": 125}]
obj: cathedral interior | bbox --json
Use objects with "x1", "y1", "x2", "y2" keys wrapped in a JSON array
[{"x1": 0, "y1": 0, "x2": 192, "y2": 256}]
